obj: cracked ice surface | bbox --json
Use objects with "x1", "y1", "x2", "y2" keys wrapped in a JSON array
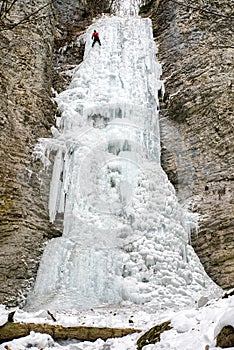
[{"x1": 27, "y1": 15, "x2": 221, "y2": 312}]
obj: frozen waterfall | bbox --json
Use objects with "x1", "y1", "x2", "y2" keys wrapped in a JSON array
[{"x1": 27, "y1": 14, "x2": 220, "y2": 311}]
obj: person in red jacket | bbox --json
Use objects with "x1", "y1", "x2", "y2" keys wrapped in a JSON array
[{"x1": 92, "y1": 30, "x2": 101, "y2": 47}]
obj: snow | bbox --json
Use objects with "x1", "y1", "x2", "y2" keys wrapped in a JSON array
[
  {"x1": 0, "y1": 305, "x2": 8, "y2": 326},
  {"x1": 1, "y1": 295, "x2": 234, "y2": 349},
  {"x1": 1, "y1": 331, "x2": 54, "y2": 350}
]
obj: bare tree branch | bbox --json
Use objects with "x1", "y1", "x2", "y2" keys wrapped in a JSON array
[
  {"x1": 140, "y1": 0, "x2": 234, "y2": 19},
  {"x1": 0, "y1": 0, "x2": 54, "y2": 31},
  {"x1": 167, "y1": 0, "x2": 234, "y2": 19},
  {"x1": 0, "y1": 0, "x2": 18, "y2": 20}
]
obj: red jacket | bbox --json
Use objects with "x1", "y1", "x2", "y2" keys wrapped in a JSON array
[{"x1": 92, "y1": 32, "x2": 99, "y2": 39}]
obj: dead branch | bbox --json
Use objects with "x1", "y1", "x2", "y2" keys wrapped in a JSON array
[{"x1": 0, "y1": 0, "x2": 54, "y2": 31}]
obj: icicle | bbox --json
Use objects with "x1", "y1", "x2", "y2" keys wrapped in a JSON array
[{"x1": 48, "y1": 149, "x2": 64, "y2": 223}]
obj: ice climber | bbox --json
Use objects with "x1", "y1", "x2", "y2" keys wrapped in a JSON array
[{"x1": 92, "y1": 30, "x2": 101, "y2": 47}]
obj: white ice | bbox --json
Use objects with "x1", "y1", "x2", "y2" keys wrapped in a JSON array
[
  {"x1": 0, "y1": 305, "x2": 9, "y2": 326},
  {"x1": 27, "y1": 10, "x2": 221, "y2": 313}
]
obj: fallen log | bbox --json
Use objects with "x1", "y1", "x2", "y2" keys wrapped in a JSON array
[{"x1": 0, "y1": 322, "x2": 142, "y2": 343}]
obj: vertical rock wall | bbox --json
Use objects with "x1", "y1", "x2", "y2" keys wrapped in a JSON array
[
  {"x1": 147, "y1": 0, "x2": 233, "y2": 288},
  {"x1": 0, "y1": 0, "x2": 59, "y2": 306}
]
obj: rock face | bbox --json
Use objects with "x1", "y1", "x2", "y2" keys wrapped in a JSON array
[
  {"x1": 0, "y1": 0, "x2": 60, "y2": 306},
  {"x1": 145, "y1": 0, "x2": 234, "y2": 288},
  {"x1": 0, "y1": 0, "x2": 233, "y2": 306}
]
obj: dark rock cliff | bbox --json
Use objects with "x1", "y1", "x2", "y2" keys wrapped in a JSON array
[{"x1": 0, "y1": 0, "x2": 233, "y2": 306}]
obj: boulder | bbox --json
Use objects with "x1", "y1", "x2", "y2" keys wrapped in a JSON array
[
  {"x1": 137, "y1": 320, "x2": 172, "y2": 350},
  {"x1": 216, "y1": 325, "x2": 234, "y2": 348}
]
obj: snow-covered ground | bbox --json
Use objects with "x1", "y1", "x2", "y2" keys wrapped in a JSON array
[{"x1": 1, "y1": 293, "x2": 234, "y2": 349}]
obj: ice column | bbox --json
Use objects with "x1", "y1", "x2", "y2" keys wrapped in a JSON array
[{"x1": 27, "y1": 15, "x2": 220, "y2": 311}]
